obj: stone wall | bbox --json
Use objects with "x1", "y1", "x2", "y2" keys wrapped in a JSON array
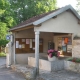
[
  {"x1": 72, "y1": 40, "x2": 80, "y2": 58},
  {"x1": 28, "y1": 57, "x2": 64, "y2": 71},
  {"x1": 64, "y1": 60, "x2": 80, "y2": 72},
  {"x1": 51, "y1": 59, "x2": 64, "y2": 71},
  {"x1": 28, "y1": 57, "x2": 51, "y2": 71}
]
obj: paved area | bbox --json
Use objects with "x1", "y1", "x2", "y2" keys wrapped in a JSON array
[
  {"x1": 0, "y1": 57, "x2": 26, "y2": 80},
  {"x1": 0, "y1": 57, "x2": 80, "y2": 80},
  {"x1": 0, "y1": 67, "x2": 26, "y2": 80},
  {"x1": 0, "y1": 57, "x2": 6, "y2": 66},
  {"x1": 36, "y1": 70, "x2": 80, "y2": 80}
]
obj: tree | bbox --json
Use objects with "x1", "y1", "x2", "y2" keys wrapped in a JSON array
[
  {"x1": 0, "y1": 0, "x2": 57, "y2": 48},
  {"x1": 76, "y1": 0, "x2": 80, "y2": 14},
  {"x1": 9, "y1": 0, "x2": 57, "y2": 24},
  {"x1": 0, "y1": 0, "x2": 16, "y2": 47}
]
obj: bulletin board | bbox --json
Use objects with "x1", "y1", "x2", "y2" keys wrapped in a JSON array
[
  {"x1": 15, "y1": 38, "x2": 43, "y2": 54},
  {"x1": 57, "y1": 37, "x2": 72, "y2": 52}
]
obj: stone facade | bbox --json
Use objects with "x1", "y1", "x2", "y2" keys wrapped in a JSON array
[{"x1": 72, "y1": 40, "x2": 80, "y2": 58}]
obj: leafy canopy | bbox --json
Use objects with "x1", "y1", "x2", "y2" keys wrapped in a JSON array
[
  {"x1": 76, "y1": 0, "x2": 80, "y2": 14},
  {"x1": 9, "y1": 0, "x2": 57, "y2": 24},
  {"x1": 0, "y1": 0, "x2": 15, "y2": 47},
  {"x1": 0, "y1": 0, "x2": 57, "y2": 47}
]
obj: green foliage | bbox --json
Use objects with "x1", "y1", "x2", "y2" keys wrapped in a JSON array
[
  {"x1": 66, "y1": 57, "x2": 73, "y2": 61},
  {"x1": 0, "y1": 0, "x2": 57, "y2": 46},
  {"x1": 67, "y1": 57, "x2": 80, "y2": 63},
  {"x1": 0, "y1": 52, "x2": 6, "y2": 57},
  {"x1": 0, "y1": 0, "x2": 15, "y2": 47},
  {"x1": 9, "y1": 0, "x2": 57, "y2": 24},
  {"x1": 0, "y1": 22, "x2": 7, "y2": 39},
  {"x1": 76, "y1": 0, "x2": 80, "y2": 14},
  {"x1": 0, "y1": 39, "x2": 9, "y2": 47},
  {"x1": 0, "y1": 0, "x2": 16, "y2": 28}
]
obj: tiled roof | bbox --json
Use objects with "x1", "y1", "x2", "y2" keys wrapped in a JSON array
[{"x1": 10, "y1": 8, "x2": 60, "y2": 30}]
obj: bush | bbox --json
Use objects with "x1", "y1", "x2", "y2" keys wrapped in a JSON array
[
  {"x1": 0, "y1": 39, "x2": 9, "y2": 47},
  {"x1": 0, "y1": 52, "x2": 6, "y2": 57}
]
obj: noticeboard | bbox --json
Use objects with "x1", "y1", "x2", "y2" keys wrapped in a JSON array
[{"x1": 15, "y1": 38, "x2": 43, "y2": 53}]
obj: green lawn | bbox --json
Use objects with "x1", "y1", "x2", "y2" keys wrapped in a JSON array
[{"x1": 0, "y1": 52, "x2": 6, "y2": 57}]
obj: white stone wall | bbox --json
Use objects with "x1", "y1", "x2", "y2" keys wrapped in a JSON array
[
  {"x1": 28, "y1": 57, "x2": 51, "y2": 71},
  {"x1": 16, "y1": 53, "x2": 47, "y2": 64},
  {"x1": 28, "y1": 57, "x2": 64, "y2": 71},
  {"x1": 34, "y1": 11, "x2": 80, "y2": 34},
  {"x1": 72, "y1": 40, "x2": 80, "y2": 58}
]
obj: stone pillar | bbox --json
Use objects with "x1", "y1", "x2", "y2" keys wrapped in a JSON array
[
  {"x1": 72, "y1": 33, "x2": 77, "y2": 58},
  {"x1": 13, "y1": 33, "x2": 16, "y2": 64},
  {"x1": 9, "y1": 42, "x2": 12, "y2": 66},
  {"x1": 72, "y1": 33, "x2": 74, "y2": 57},
  {"x1": 35, "y1": 31, "x2": 40, "y2": 75},
  {"x1": 72, "y1": 33, "x2": 80, "y2": 58},
  {"x1": 6, "y1": 42, "x2": 10, "y2": 67}
]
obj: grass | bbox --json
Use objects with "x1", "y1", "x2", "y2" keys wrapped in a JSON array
[{"x1": 0, "y1": 52, "x2": 6, "y2": 57}]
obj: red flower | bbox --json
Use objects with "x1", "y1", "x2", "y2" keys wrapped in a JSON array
[
  {"x1": 57, "y1": 52, "x2": 60, "y2": 57},
  {"x1": 48, "y1": 53, "x2": 52, "y2": 58},
  {"x1": 47, "y1": 49, "x2": 58, "y2": 58}
]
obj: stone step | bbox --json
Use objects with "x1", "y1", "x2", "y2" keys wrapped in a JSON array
[{"x1": 11, "y1": 64, "x2": 37, "y2": 80}]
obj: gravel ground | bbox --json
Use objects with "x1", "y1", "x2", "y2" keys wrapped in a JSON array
[
  {"x1": 36, "y1": 70, "x2": 80, "y2": 80},
  {"x1": 1, "y1": 57, "x2": 80, "y2": 80},
  {"x1": 0, "y1": 57, "x2": 6, "y2": 66},
  {"x1": 0, "y1": 57, "x2": 26, "y2": 80},
  {"x1": 0, "y1": 67, "x2": 26, "y2": 80}
]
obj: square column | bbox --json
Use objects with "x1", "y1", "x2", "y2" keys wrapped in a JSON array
[
  {"x1": 12, "y1": 33, "x2": 16, "y2": 64},
  {"x1": 35, "y1": 31, "x2": 40, "y2": 75}
]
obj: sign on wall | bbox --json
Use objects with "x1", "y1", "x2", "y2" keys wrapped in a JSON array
[{"x1": 6, "y1": 35, "x2": 10, "y2": 40}]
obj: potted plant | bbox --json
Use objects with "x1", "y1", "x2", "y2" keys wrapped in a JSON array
[{"x1": 47, "y1": 49, "x2": 60, "y2": 61}]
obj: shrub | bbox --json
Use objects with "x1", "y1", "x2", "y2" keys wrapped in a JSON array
[{"x1": 0, "y1": 52, "x2": 6, "y2": 57}]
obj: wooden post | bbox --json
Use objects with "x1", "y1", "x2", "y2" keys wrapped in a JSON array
[{"x1": 35, "y1": 31, "x2": 40, "y2": 75}]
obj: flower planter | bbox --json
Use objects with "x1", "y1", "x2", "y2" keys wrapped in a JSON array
[
  {"x1": 48, "y1": 56, "x2": 57, "y2": 61},
  {"x1": 47, "y1": 49, "x2": 59, "y2": 61},
  {"x1": 64, "y1": 60, "x2": 80, "y2": 72}
]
